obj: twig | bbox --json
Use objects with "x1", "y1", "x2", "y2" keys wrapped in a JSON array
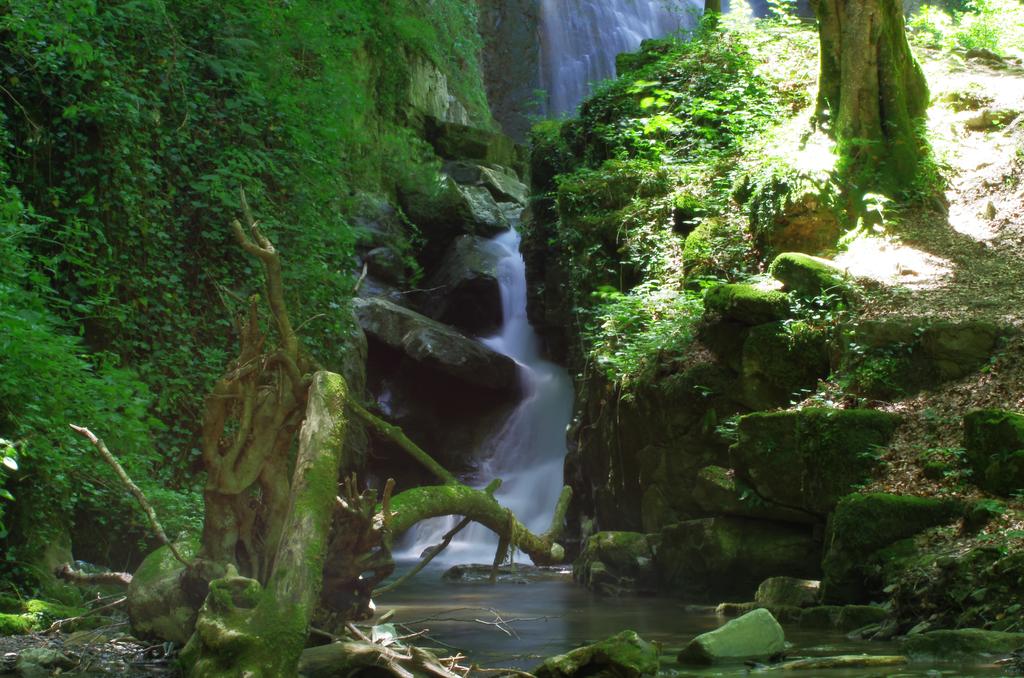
[
  {"x1": 349, "y1": 401, "x2": 458, "y2": 485},
  {"x1": 69, "y1": 425, "x2": 189, "y2": 567},
  {"x1": 469, "y1": 666, "x2": 536, "y2": 678},
  {"x1": 374, "y1": 516, "x2": 472, "y2": 596},
  {"x1": 45, "y1": 596, "x2": 127, "y2": 634},
  {"x1": 353, "y1": 262, "x2": 369, "y2": 294},
  {"x1": 56, "y1": 563, "x2": 132, "y2": 588}
]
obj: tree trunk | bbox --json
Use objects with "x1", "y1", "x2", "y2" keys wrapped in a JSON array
[
  {"x1": 811, "y1": 0, "x2": 929, "y2": 194},
  {"x1": 187, "y1": 371, "x2": 348, "y2": 677},
  {"x1": 705, "y1": 0, "x2": 723, "y2": 13}
]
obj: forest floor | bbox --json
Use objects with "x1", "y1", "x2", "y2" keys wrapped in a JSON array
[{"x1": 828, "y1": 48, "x2": 1024, "y2": 533}]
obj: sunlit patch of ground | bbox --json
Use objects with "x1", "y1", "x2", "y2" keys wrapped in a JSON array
[{"x1": 835, "y1": 235, "x2": 953, "y2": 289}]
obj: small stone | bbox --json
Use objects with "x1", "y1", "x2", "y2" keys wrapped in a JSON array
[{"x1": 983, "y1": 201, "x2": 997, "y2": 219}]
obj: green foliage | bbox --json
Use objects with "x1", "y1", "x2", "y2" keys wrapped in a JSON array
[
  {"x1": 0, "y1": 0, "x2": 489, "y2": 584},
  {"x1": 908, "y1": 0, "x2": 1024, "y2": 56}
]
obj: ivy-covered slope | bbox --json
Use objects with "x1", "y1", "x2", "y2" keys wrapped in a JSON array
[{"x1": 0, "y1": 0, "x2": 492, "y2": 589}]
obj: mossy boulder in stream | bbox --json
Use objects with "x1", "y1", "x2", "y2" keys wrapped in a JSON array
[
  {"x1": 535, "y1": 630, "x2": 659, "y2": 678},
  {"x1": 678, "y1": 608, "x2": 786, "y2": 665},
  {"x1": 963, "y1": 409, "x2": 1024, "y2": 496},
  {"x1": 768, "y1": 252, "x2": 850, "y2": 298},
  {"x1": 704, "y1": 284, "x2": 790, "y2": 325},
  {"x1": 821, "y1": 493, "x2": 962, "y2": 603},
  {"x1": 573, "y1": 532, "x2": 657, "y2": 596},
  {"x1": 730, "y1": 409, "x2": 901, "y2": 516},
  {"x1": 739, "y1": 321, "x2": 829, "y2": 410},
  {"x1": 128, "y1": 540, "x2": 202, "y2": 644}
]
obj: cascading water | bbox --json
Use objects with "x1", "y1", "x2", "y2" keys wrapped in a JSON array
[
  {"x1": 399, "y1": 214, "x2": 575, "y2": 563},
  {"x1": 539, "y1": 0, "x2": 705, "y2": 116}
]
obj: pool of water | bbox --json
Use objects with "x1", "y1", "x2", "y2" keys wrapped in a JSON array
[{"x1": 374, "y1": 563, "x2": 1012, "y2": 677}]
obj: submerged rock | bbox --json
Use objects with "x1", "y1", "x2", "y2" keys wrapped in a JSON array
[
  {"x1": 535, "y1": 630, "x2": 659, "y2": 678},
  {"x1": 678, "y1": 608, "x2": 785, "y2": 665}
]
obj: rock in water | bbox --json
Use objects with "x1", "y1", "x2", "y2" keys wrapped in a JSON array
[
  {"x1": 535, "y1": 630, "x2": 659, "y2": 678},
  {"x1": 754, "y1": 577, "x2": 820, "y2": 608},
  {"x1": 678, "y1": 608, "x2": 785, "y2": 665}
]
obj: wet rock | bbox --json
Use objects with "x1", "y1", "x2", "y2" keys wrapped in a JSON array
[
  {"x1": 899, "y1": 628, "x2": 1024, "y2": 659},
  {"x1": 15, "y1": 647, "x2": 75, "y2": 676},
  {"x1": 774, "y1": 654, "x2": 907, "y2": 670},
  {"x1": 689, "y1": 466, "x2": 815, "y2": 525},
  {"x1": 768, "y1": 252, "x2": 850, "y2": 298},
  {"x1": 739, "y1": 321, "x2": 829, "y2": 410},
  {"x1": 755, "y1": 577, "x2": 820, "y2": 608},
  {"x1": 731, "y1": 409, "x2": 900, "y2": 516},
  {"x1": 963, "y1": 409, "x2": 1024, "y2": 496},
  {"x1": 703, "y1": 284, "x2": 790, "y2": 325},
  {"x1": 354, "y1": 297, "x2": 518, "y2": 394},
  {"x1": 573, "y1": 532, "x2": 657, "y2": 596},
  {"x1": 422, "y1": 235, "x2": 504, "y2": 335},
  {"x1": 127, "y1": 542, "x2": 201, "y2": 645},
  {"x1": 678, "y1": 608, "x2": 785, "y2": 665},
  {"x1": 458, "y1": 184, "x2": 509, "y2": 236},
  {"x1": 442, "y1": 564, "x2": 570, "y2": 584},
  {"x1": 657, "y1": 517, "x2": 820, "y2": 601},
  {"x1": 820, "y1": 493, "x2": 962, "y2": 603},
  {"x1": 444, "y1": 161, "x2": 529, "y2": 205},
  {"x1": 363, "y1": 246, "x2": 408, "y2": 286},
  {"x1": 535, "y1": 630, "x2": 659, "y2": 678}
]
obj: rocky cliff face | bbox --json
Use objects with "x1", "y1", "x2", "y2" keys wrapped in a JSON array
[{"x1": 476, "y1": 0, "x2": 543, "y2": 141}]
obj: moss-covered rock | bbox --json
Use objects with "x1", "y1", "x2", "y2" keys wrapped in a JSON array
[
  {"x1": 704, "y1": 284, "x2": 790, "y2": 325},
  {"x1": 534, "y1": 630, "x2": 659, "y2": 678},
  {"x1": 820, "y1": 493, "x2": 962, "y2": 603},
  {"x1": 731, "y1": 409, "x2": 900, "y2": 517},
  {"x1": 573, "y1": 532, "x2": 657, "y2": 596},
  {"x1": 682, "y1": 218, "x2": 745, "y2": 280},
  {"x1": 963, "y1": 409, "x2": 1024, "y2": 496},
  {"x1": 900, "y1": 628, "x2": 1024, "y2": 659},
  {"x1": 690, "y1": 466, "x2": 815, "y2": 525},
  {"x1": 754, "y1": 577, "x2": 820, "y2": 608},
  {"x1": 768, "y1": 252, "x2": 850, "y2": 298},
  {"x1": 424, "y1": 116, "x2": 519, "y2": 170},
  {"x1": 740, "y1": 165, "x2": 841, "y2": 258},
  {"x1": 740, "y1": 321, "x2": 829, "y2": 410},
  {"x1": 656, "y1": 517, "x2": 820, "y2": 601},
  {"x1": 0, "y1": 597, "x2": 86, "y2": 635},
  {"x1": 128, "y1": 541, "x2": 202, "y2": 644},
  {"x1": 678, "y1": 608, "x2": 786, "y2": 665}
]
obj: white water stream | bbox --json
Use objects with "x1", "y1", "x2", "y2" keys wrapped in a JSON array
[
  {"x1": 400, "y1": 222, "x2": 575, "y2": 563},
  {"x1": 539, "y1": 0, "x2": 705, "y2": 116}
]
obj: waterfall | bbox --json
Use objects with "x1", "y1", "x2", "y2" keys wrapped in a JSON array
[
  {"x1": 398, "y1": 218, "x2": 575, "y2": 564},
  {"x1": 539, "y1": 0, "x2": 705, "y2": 116}
]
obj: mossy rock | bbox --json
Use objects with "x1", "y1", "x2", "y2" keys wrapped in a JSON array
[
  {"x1": 740, "y1": 321, "x2": 829, "y2": 410},
  {"x1": 656, "y1": 517, "x2": 820, "y2": 601},
  {"x1": 615, "y1": 38, "x2": 673, "y2": 75},
  {"x1": 678, "y1": 608, "x2": 786, "y2": 665},
  {"x1": 821, "y1": 493, "x2": 962, "y2": 603},
  {"x1": 128, "y1": 540, "x2": 201, "y2": 644},
  {"x1": 424, "y1": 116, "x2": 518, "y2": 169},
  {"x1": 534, "y1": 630, "x2": 659, "y2": 678},
  {"x1": 731, "y1": 409, "x2": 901, "y2": 516},
  {"x1": 0, "y1": 598, "x2": 86, "y2": 635},
  {"x1": 963, "y1": 409, "x2": 1024, "y2": 496},
  {"x1": 740, "y1": 165, "x2": 841, "y2": 257},
  {"x1": 704, "y1": 284, "x2": 790, "y2": 326},
  {"x1": 690, "y1": 465, "x2": 815, "y2": 525},
  {"x1": 573, "y1": 532, "x2": 657, "y2": 596},
  {"x1": 900, "y1": 628, "x2": 1024, "y2": 659},
  {"x1": 768, "y1": 252, "x2": 850, "y2": 299},
  {"x1": 754, "y1": 577, "x2": 820, "y2": 608}
]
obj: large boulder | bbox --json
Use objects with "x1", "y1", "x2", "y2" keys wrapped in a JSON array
[
  {"x1": 127, "y1": 542, "x2": 202, "y2": 644},
  {"x1": 768, "y1": 252, "x2": 850, "y2": 298},
  {"x1": 458, "y1": 184, "x2": 509, "y2": 237},
  {"x1": 656, "y1": 517, "x2": 820, "y2": 600},
  {"x1": 730, "y1": 409, "x2": 901, "y2": 517},
  {"x1": 703, "y1": 284, "x2": 790, "y2": 325},
  {"x1": 535, "y1": 630, "x2": 659, "y2": 678},
  {"x1": 963, "y1": 409, "x2": 1024, "y2": 496},
  {"x1": 422, "y1": 235, "x2": 505, "y2": 335},
  {"x1": 739, "y1": 321, "x2": 829, "y2": 410},
  {"x1": 425, "y1": 116, "x2": 520, "y2": 170},
  {"x1": 677, "y1": 608, "x2": 785, "y2": 665},
  {"x1": 689, "y1": 466, "x2": 815, "y2": 525},
  {"x1": 573, "y1": 532, "x2": 657, "y2": 596},
  {"x1": 353, "y1": 297, "x2": 518, "y2": 394},
  {"x1": 820, "y1": 493, "x2": 962, "y2": 603},
  {"x1": 445, "y1": 161, "x2": 529, "y2": 205},
  {"x1": 754, "y1": 577, "x2": 820, "y2": 608}
]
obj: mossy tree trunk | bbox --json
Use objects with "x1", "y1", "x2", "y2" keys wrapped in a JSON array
[
  {"x1": 810, "y1": 0, "x2": 929, "y2": 194},
  {"x1": 188, "y1": 371, "x2": 348, "y2": 677}
]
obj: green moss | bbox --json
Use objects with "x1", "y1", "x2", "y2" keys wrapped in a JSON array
[
  {"x1": 704, "y1": 284, "x2": 790, "y2": 325},
  {"x1": 731, "y1": 409, "x2": 901, "y2": 515},
  {"x1": 900, "y1": 628, "x2": 1024, "y2": 659},
  {"x1": 741, "y1": 163, "x2": 841, "y2": 257},
  {"x1": 769, "y1": 252, "x2": 850, "y2": 298},
  {"x1": 963, "y1": 409, "x2": 1024, "y2": 496},
  {"x1": 740, "y1": 321, "x2": 830, "y2": 410},
  {"x1": 821, "y1": 493, "x2": 962, "y2": 603},
  {"x1": 682, "y1": 218, "x2": 746, "y2": 280},
  {"x1": 535, "y1": 630, "x2": 659, "y2": 678},
  {"x1": 0, "y1": 613, "x2": 33, "y2": 635}
]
